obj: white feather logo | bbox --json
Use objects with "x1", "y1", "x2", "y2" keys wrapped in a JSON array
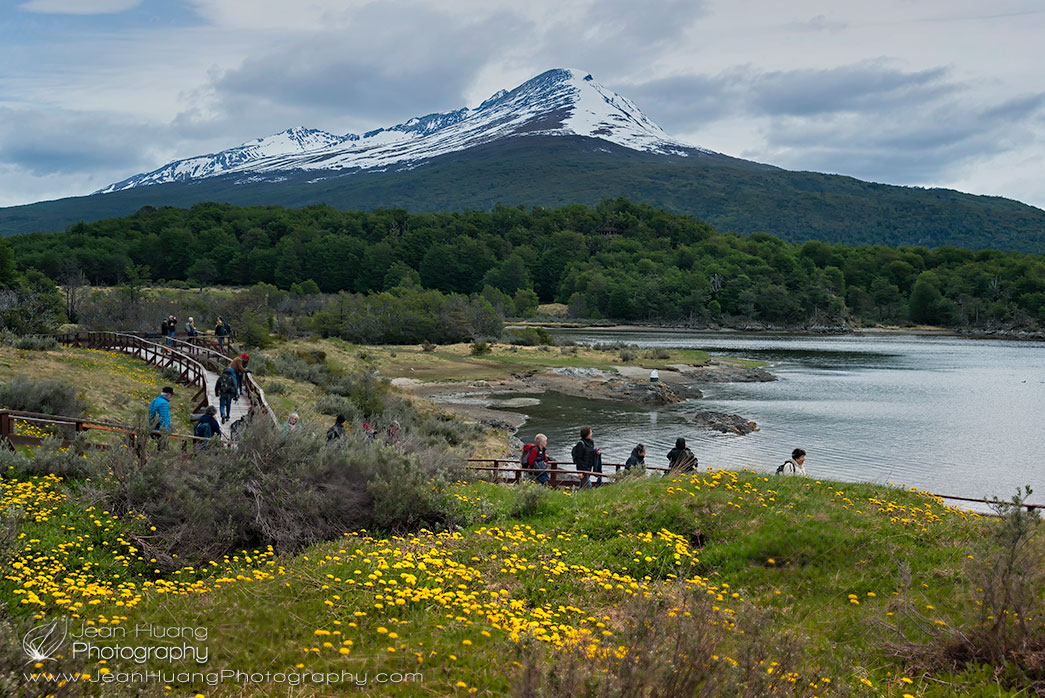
[{"x1": 23, "y1": 618, "x2": 67, "y2": 663}]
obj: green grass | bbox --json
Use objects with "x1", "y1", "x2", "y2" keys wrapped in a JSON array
[{"x1": 4, "y1": 465, "x2": 1031, "y2": 697}]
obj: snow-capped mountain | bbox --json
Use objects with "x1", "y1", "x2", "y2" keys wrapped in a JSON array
[{"x1": 99, "y1": 69, "x2": 705, "y2": 193}]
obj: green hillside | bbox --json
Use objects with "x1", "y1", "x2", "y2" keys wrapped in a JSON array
[{"x1": 2, "y1": 136, "x2": 1044, "y2": 253}]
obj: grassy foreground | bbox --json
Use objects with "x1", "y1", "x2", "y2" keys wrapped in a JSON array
[{"x1": 4, "y1": 463, "x2": 1039, "y2": 698}]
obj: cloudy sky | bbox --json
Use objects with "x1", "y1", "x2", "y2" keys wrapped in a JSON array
[{"x1": 2, "y1": 0, "x2": 1044, "y2": 208}]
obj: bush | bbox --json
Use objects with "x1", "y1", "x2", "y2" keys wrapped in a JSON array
[
  {"x1": 471, "y1": 340, "x2": 492, "y2": 356},
  {"x1": 327, "y1": 371, "x2": 389, "y2": 417},
  {"x1": 314, "y1": 394, "x2": 360, "y2": 421},
  {"x1": 509, "y1": 481, "x2": 548, "y2": 518},
  {"x1": 644, "y1": 348, "x2": 671, "y2": 360},
  {"x1": 619, "y1": 349, "x2": 637, "y2": 362},
  {"x1": 0, "y1": 374, "x2": 87, "y2": 417},
  {"x1": 101, "y1": 421, "x2": 462, "y2": 566},
  {"x1": 12, "y1": 334, "x2": 59, "y2": 351},
  {"x1": 271, "y1": 352, "x2": 333, "y2": 386},
  {"x1": 3, "y1": 435, "x2": 97, "y2": 479},
  {"x1": 422, "y1": 340, "x2": 436, "y2": 352},
  {"x1": 506, "y1": 327, "x2": 554, "y2": 346}
]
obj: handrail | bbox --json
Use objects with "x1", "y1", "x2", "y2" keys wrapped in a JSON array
[
  {"x1": 0, "y1": 408, "x2": 211, "y2": 451},
  {"x1": 51, "y1": 331, "x2": 278, "y2": 426}
]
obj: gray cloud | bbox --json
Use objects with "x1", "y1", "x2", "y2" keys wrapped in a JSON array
[
  {"x1": 0, "y1": 107, "x2": 159, "y2": 176},
  {"x1": 211, "y1": 4, "x2": 530, "y2": 124}
]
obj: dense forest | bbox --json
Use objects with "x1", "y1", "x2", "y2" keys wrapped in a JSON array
[{"x1": 6, "y1": 199, "x2": 1045, "y2": 330}]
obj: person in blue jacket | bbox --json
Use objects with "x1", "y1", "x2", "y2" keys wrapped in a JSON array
[{"x1": 148, "y1": 386, "x2": 174, "y2": 450}]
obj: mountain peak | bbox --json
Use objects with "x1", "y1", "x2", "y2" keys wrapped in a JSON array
[{"x1": 99, "y1": 69, "x2": 702, "y2": 193}]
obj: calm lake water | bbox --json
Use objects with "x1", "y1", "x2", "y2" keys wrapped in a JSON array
[{"x1": 497, "y1": 330, "x2": 1045, "y2": 506}]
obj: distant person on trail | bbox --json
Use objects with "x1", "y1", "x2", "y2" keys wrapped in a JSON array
[
  {"x1": 160, "y1": 317, "x2": 169, "y2": 341},
  {"x1": 571, "y1": 426, "x2": 600, "y2": 489},
  {"x1": 215, "y1": 367, "x2": 238, "y2": 423},
  {"x1": 625, "y1": 443, "x2": 646, "y2": 470},
  {"x1": 168, "y1": 315, "x2": 177, "y2": 345},
  {"x1": 522, "y1": 433, "x2": 550, "y2": 485},
  {"x1": 282, "y1": 412, "x2": 301, "y2": 437},
  {"x1": 361, "y1": 422, "x2": 377, "y2": 442},
  {"x1": 385, "y1": 420, "x2": 400, "y2": 445},
  {"x1": 229, "y1": 353, "x2": 250, "y2": 397},
  {"x1": 185, "y1": 317, "x2": 197, "y2": 337},
  {"x1": 148, "y1": 386, "x2": 174, "y2": 450},
  {"x1": 190, "y1": 405, "x2": 222, "y2": 450},
  {"x1": 214, "y1": 316, "x2": 230, "y2": 350},
  {"x1": 326, "y1": 415, "x2": 347, "y2": 442},
  {"x1": 666, "y1": 437, "x2": 697, "y2": 473},
  {"x1": 776, "y1": 448, "x2": 807, "y2": 476}
]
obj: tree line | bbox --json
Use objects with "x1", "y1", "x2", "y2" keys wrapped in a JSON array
[{"x1": 6, "y1": 199, "x2": 1045, "y2": 329}]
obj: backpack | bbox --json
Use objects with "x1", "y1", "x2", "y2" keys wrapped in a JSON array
[
  {"x1": 194, "y1": 420, "x2": 213, "y2": 439},
  {"x1": 521, "y1": 443, "x2": 536, "y2": 467},
  {"x1": 216, "y1": 370, "x2": 236, "y2": 396},
  {"x1": 326, "y1": 425, "x2": 342, "y2": 441},
  {"x1": 775, "y1": 461, "x2": 788, "y2": 475},
  {"x1": 221, "y1": 321, "x2": 231, "y2": 335}
]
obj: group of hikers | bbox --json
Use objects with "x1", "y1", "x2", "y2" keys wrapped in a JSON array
[
  {"x1": 146, "y1": 344, "x2": 251, "y2": 450},
  {"x1": 521, "y1": 427, "x2": 807, "y2": 486},
  {"x1": 282, "y1": 413, "x2": 401, "y2": 445},
  {"x1": 158, "y1": 315, "x2": 232, "y2": 347}
]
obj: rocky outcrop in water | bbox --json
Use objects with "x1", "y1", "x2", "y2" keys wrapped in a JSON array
[{"x1": 688, "y1": 411, "x2": 759, "y2": 435}]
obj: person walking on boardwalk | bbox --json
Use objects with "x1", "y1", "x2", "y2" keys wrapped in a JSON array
[
  {"x1": 571, "y1": 426, "x2": 600, "y2": 489},
  {"x1": 666, "y1": 437, "x2": 697, "y2": 472},
  {"x1": 190, "y1": 405, "x2": 222, "y2": 450},
  {"x1": 160, "y1": 317, "x2": 169, "y2": 341},
  {"x1": 185, "y1": 317, "x2": 197, "y2": 337},
  {"x1": 625, "y1": 443, "x2": 646, "y2": 470},
  {"x1": 214, "y1": 316, "x2": 230, "y2": 349},
  {"x1": 215, "y1": 367, "x2": 238, "y2": 423},
  {"x1": 167, "y1": 315, "x2": 177, "y2": 345},
  {"x1": 776, "y1": 448, "x2": 807, "y2": 475},
  {"x1": 148, "y1": 386, "x2": 174, "y2": 450},
  {"x1": 229, "y1": 353, "x2": 250, "y2": 398},
  {"x1": 326, "y1": 415, "x2": 347, "y2": 442},
  {"x1": 522, "y1": 433, "x2": 550, "y2": 485}
]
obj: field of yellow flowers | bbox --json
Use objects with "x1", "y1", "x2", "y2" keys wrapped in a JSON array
[{"x1": 4, "y1": 457, "x2": 1031, "y2": 698}]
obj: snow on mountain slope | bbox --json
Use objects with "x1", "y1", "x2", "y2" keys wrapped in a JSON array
[{"x1": 99, "y1": 69, "x2": 707, "y2": 193}]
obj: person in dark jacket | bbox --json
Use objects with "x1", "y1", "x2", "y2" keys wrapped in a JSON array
[
  {"x1": 326, "y1": 415, "x2": 347, "y2": 442},
  {"x1": 215, "y1": 367, "x2": 238, "y2": 423},
  {"x1": 666, "y1": 437, "x2": 697, "y2": 472},
  {"x1": 160, "y1": 317, "x2": 169, "y2": 340},
  {"x1": 190, "y1": 406, "x2": 222, "y2": 451},
  {"x1": 571, "y1": 426, "x2": 600, "y2": 489},
  {"x1": 625, "y1": 444, "x2": 646, "y2": 470},
  {"x1": 215, "y1": 316, "x2": 230, "y2": 349},
  {"x1": 229, "y1": 353, "x2": 249, "y2": 397}
]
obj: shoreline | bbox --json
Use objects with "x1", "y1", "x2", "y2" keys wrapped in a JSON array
[{"x1": 511, "y1": 321, "x2": 1045, "y2": 341}]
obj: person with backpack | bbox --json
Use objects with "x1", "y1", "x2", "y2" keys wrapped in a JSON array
[
  {"x1": 147, "y1": 386, "x2": 174, "y2": 450},
  {"x1": 215, "y1": 367, "x2": 238, "y2": 423},
  {"x1": 215, "y1": 316, "x2": 230, "y2": 349},
  {"x1": 521, "y1": 434, "x2": 550, "y2": 485},
  {"x1": 185, "y1": 317, "x2": 197, "y2": 337},
  {"x1": 190, "y1": 405, "x2": 222, "y2": 450},
  {"x1": 326, "y1": 415, "x2": 347, "y2": 442},
  {"x1": 571, "y1": 426, "x2": 600, "y2": 489},
  {"x1": 666, "y1": 437, "x2": 698, "y2": 472},
  {"x1": 776, "y1": 448, "x2": 807, "y2": 475},
  {"x1": 159, "y1": 317, "x2": 169, "y2": 341}
]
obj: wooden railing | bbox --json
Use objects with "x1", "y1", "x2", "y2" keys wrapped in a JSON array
[
  {"x1": 51, "y1": 331, "x2": 278, "y2": 427},
  {"x1": 56, "y1": 331, "x2": 212, "y2": 413},
  {"x1": 465, "y1": 458, "x2": 672, "y2": 488},
  {"x1": 0, "y1": 408, "x2": 209, "y2": 451}
]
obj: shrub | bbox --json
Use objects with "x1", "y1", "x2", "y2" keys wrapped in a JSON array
[
  {"x1": 509, "y1": 481, "x2": 548, "y2": 518},
  {"x1": 327, "y1": 371, "x2": 389, "y2": 417},
  {"x1": 4, "y1": 435, "x2": 97, "y2": 479},
  {"x1": 471, "y1": 340, "x2": 492, "y2": 356},
  {"x1": 314, "y1": 394, "x2": 360, "y2": 421},
  {"x1": 0, "y1": 374, "x2": 87, "y2": 417},
  {"x1": 101, "y1": 421, "x2": 462, "y2": 566},
  {"x1": 271, "y1": 352, "x2": 332, "y2": 385},
  {"x1": 644, "y1": 348, "x2": 671, "y2": 360},
  {"x1": 887, "y1": 487, "x2": 1045, "y2": 691},
  {"x1": 506, "y1": 327, "x2": 554, "y2": 346},
  {"x1": 619, "y1": 349, "x2": 637, "y2": 362},
  {"x1": 421, "y1": 340, "x2": 436, "y2": 352},
  {"x1": 12, "y1": 334, "x2": 59, "y2": 351}
]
